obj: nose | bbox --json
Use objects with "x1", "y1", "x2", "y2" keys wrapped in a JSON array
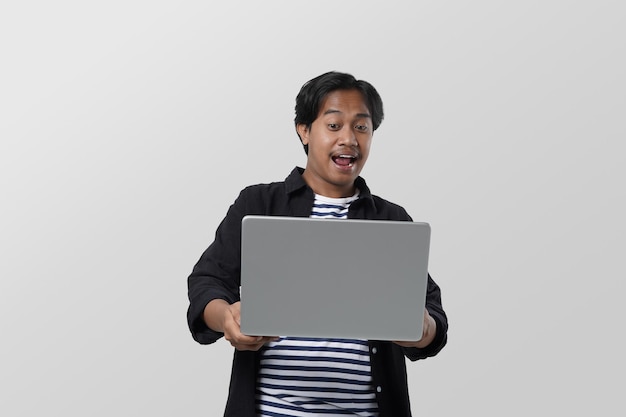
[{"x1": 337, "y1": 126, "x2": 358, "y2": 147}]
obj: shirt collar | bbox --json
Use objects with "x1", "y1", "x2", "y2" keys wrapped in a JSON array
[{"x1": 285, "y1": 166, "x2": 375, "y2": 207}]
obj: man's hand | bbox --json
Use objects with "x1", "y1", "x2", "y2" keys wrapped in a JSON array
[
  {"x1": 393, "y1": 308, "x2": 437, "y2": 349},
  {"x1": 204, "y1": 299, "x2": 278, "y2": 351}
]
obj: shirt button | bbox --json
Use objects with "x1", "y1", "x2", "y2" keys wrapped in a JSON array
[
  {"x1": 376, "y1": 386, "x2": 382, "y2": 393},
  {"x1": 372, "y1": 347, "x2": 377, "y2": 354}
]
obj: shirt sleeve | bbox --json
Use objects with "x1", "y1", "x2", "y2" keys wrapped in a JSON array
[
  {"x1": 388, "y1": 206, "x2": 448, "y2": 361},
  {"x1": 398, "y1": 207, "x2": 449, "y2": 360},
  {"x1": 186, "y1": 189, "x2": 248, "y2": 344},
  {"x1": 403, "y1": 273, "x2": 448, "y2": 361}
]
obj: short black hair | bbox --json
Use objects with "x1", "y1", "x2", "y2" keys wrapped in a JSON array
[{"x1": 294, "y1": 71, "x2": 384, "y2": 154}]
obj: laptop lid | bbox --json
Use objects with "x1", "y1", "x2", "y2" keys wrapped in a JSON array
[{"x1": 240, "y1": 215, "x2": 431, "y2": 341}]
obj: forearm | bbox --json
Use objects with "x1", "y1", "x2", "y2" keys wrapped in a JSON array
[
  {"x1": 401, "y1": 274, "x2": 448, "y2": 360},
  {"x1": 187, "y1": 268, "x2": 241, "y2": 344},
  {"x1": 203, "y1": 298, "x2": 230, "y2": 333},
  {"x1": 187, "y1": 197, "x2": 245, "y2": 344}
]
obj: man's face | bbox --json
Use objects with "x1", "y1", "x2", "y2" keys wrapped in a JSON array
[{"x1": 297, "y1": 89, "x2": 373, "y2": 198}]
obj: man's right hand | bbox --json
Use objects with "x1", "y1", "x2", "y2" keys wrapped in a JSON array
[{"x1": 204, "y1": 299, "x2": 278, "y2": 351}]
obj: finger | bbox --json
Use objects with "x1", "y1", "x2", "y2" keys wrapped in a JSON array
[
  {"x1": 239, "y1": 335, "x2": 278, "y2": 345},
  {"x1": 231, "y1": 336, "x2": 275, "y2": 351},
  {"x1": 393, "y1": 339, "x2": 420, "y2": 346}
]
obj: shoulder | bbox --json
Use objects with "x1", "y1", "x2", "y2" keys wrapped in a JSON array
[
  {"x1": 370, "y1": 194, "x2": 413, "y2": 221},
  {"x1": 237, "y1": 180, "x2": 286, "y2": 200},
  {"x1": 355, "y1": 175, "x2": 412, "y2": 221},
  {"x1": 230, "y1": 180, "x2": 290, "y2": 215},
  {"x1": 237, "y1": 167, "x2": 303, "y2": 199}
]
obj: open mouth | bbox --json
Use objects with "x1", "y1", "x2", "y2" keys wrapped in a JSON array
[{"x1": 332, "y1": 154, "x2": 357, "y2": 167}]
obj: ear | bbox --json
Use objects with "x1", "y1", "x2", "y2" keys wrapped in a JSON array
[{"x1": 296, "y1": 124, "x2": 310, "y2": 146}]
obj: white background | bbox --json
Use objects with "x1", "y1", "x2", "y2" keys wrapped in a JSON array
[{"x1": 1, "y1": 1, "x2": 624, "y2": 415}]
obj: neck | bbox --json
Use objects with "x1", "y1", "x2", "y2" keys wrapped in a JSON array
[{"x1": 301, "y1": 171, "x2": 356, "y2": 198}]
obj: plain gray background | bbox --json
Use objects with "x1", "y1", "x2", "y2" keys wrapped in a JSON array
[{"x1": 1, "y1": 1, "x2": 624, "y2": 415}]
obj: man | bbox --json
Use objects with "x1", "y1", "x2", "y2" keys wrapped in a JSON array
[{"x1": 187, "y1": 71, "x2": 448, "y2": 416}]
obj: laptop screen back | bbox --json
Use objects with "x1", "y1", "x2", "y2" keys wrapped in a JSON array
[{"x1": 240, "y1": 215, "x2": 431, "y2": 341}]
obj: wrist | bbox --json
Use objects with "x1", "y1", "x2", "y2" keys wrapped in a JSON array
[{"x1": 204, "y1": 299, "x2": 230, "y2": 332}]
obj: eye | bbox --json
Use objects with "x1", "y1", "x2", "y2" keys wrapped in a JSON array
[
  {"x1": 328, "y1": 123, "x2": 341, "y2": 130},
  {"x1": 355, "y1": 124, "x2": 369, "y2": 132}
]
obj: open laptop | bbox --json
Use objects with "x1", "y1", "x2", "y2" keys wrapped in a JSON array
[{"x1": 240, "y1": 215, "x2": 431, "y2": 341}]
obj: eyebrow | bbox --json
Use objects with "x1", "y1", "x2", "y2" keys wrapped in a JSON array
[{"x1": 323, "y1": 109, "x2": 372, "y2": 119}]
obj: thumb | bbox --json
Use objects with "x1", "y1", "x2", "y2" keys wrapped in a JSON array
[{"x1": 230, "y1": 302, "x2": 242, "y2": 326}]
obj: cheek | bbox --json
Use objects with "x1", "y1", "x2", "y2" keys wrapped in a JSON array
[{"x1": 359, "y1": 137, "x2": 372, "y2": 153}]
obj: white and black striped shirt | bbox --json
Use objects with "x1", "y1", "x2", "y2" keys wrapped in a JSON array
[{"x1": 256, "y1": 192, "x2": 379, "y2": 417}]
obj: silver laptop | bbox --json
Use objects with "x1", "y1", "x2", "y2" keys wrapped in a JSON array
[{"x1": 240, "y1": 215, "x2": 431, "y2": 341}]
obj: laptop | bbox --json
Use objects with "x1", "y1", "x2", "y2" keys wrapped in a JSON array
[{"x1": 240, "y1": 215, "x2": 431, "y2": 341}]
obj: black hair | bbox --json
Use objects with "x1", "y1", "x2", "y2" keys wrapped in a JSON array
[{"x1": 294, "y1": 71, "x2": 384, "y2": 154}]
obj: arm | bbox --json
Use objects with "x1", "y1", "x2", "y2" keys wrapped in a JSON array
[
  {"x1": 396, "y1": 273, "x2": 448, "y2": 360},
  {"x1": 187, "y1": 186, "x2": 280, "y2": 347},
  {"x1": 391, "y1": 208, "x2": 448, "y2": 359},
  {"x1": 186, "y1": 190, "x2": 247, "y2": 344}
]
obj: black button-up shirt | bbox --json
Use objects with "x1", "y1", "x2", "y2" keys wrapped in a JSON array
[{"x1": 187, "y1": 167, "x2": 448, "y2": 417}]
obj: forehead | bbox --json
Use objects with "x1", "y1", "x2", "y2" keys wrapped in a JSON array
[{"x1": 317, "y1": 89, "x2": 370, "y2": 117}]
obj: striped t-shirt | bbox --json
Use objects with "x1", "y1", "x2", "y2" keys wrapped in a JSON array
[{"x1": 256, "y1": 192, "x2": 379, "y2": 416}]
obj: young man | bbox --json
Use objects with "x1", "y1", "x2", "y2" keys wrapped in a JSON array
[{"x1": 187, "y1": 71, "x2": 448, "y2": 416}]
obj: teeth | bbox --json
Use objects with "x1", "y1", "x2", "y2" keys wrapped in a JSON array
[{"x1": 333, "y1": 154, "x2": 356, "y2": 167}]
